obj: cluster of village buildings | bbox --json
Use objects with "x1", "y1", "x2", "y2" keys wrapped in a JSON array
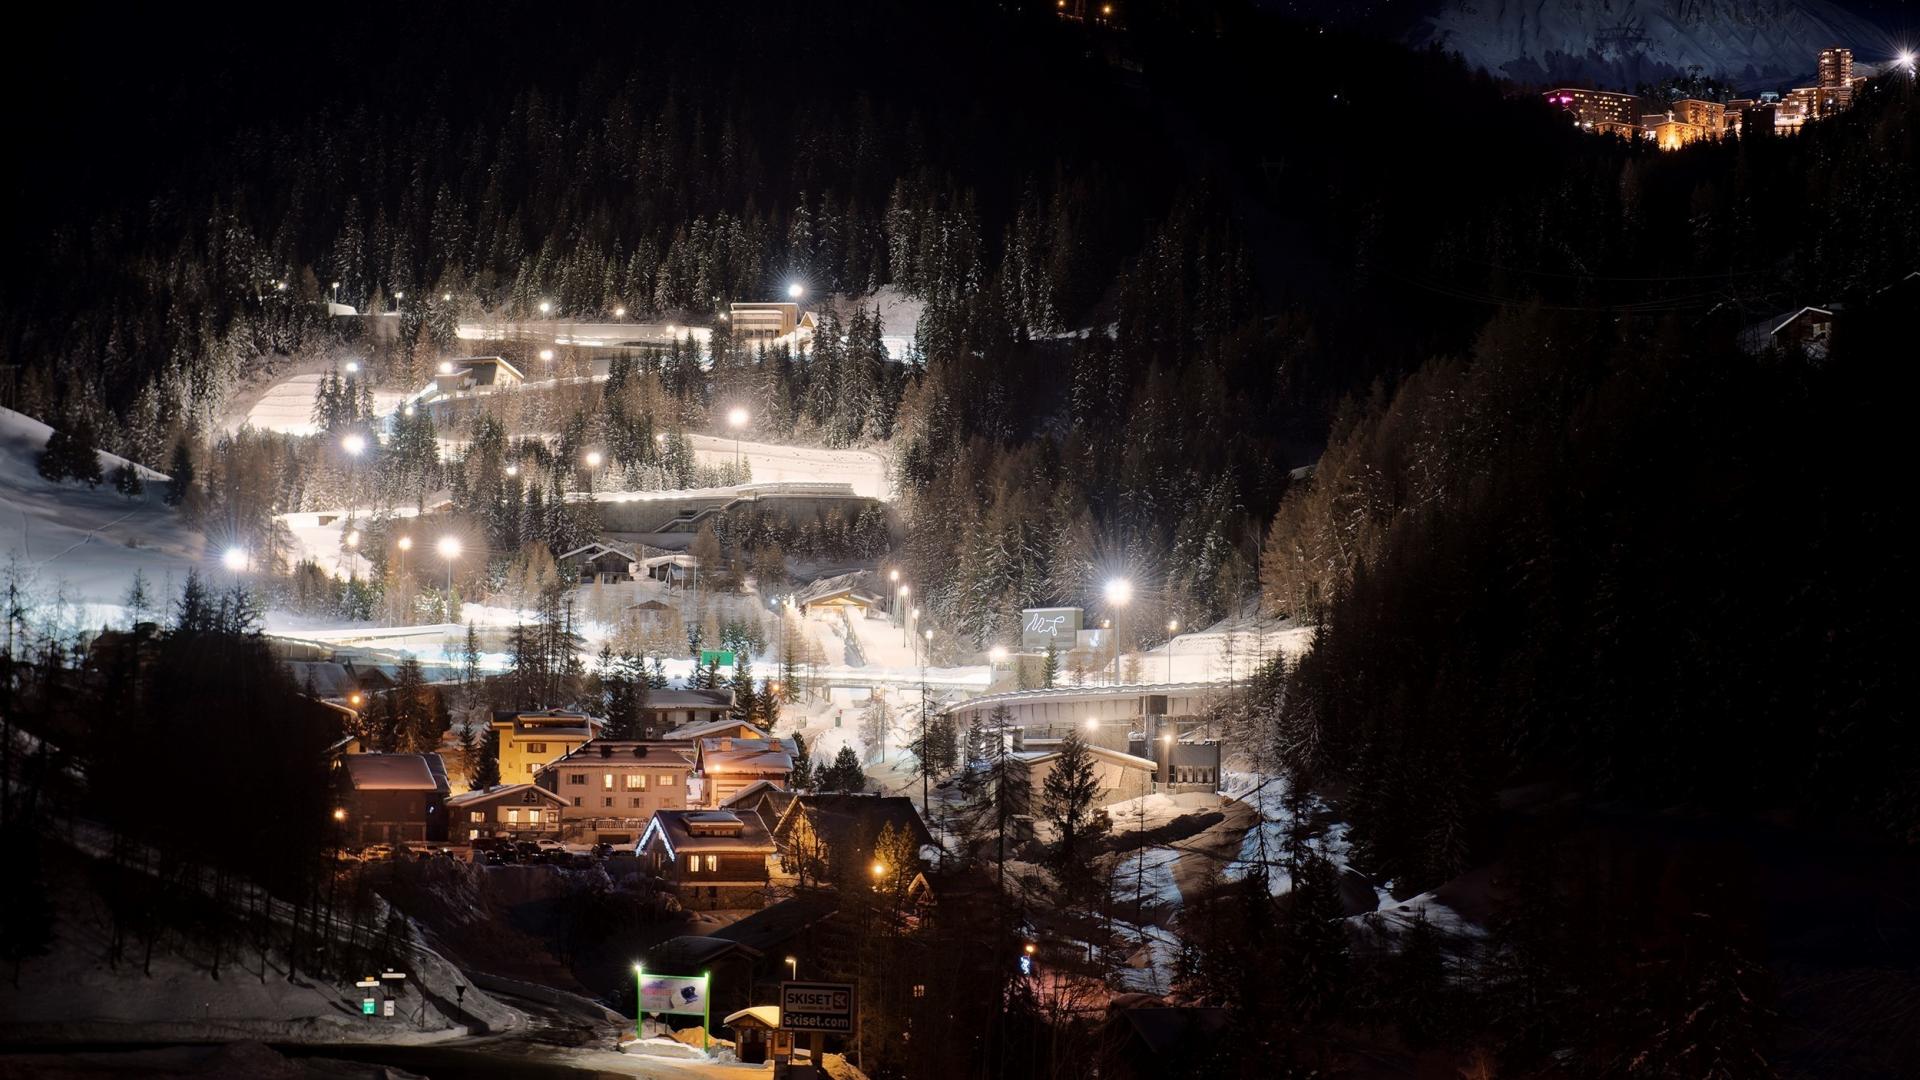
[{"x1": 1547, "y1": 47, "x2": 1864, "y2": 149}]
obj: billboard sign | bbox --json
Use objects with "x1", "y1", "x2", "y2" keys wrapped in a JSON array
[
  {"x1": 640, "y1": 972, "x2": 710, "y2": 1016},
  {"x1": 1020, "y1": 607, "x2": 1082, "y2": 652},
  {"x1": 780, "y1": 980, "x2": 858, "y2": 1036},
  {"x1": 699, "y1": 650, "x2": 736, "y2": 670}
]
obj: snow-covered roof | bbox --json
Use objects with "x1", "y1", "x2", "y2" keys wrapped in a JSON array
[
  {"x1": 638, "y1": 809, "x2": 776, "y2": 856},
  {"x1": 557, "y1": 541, "x2": 636, "y2": 564},
  {"x1": 664, "y1": 715, "x2": 760, "y2": 740},
  {"x1": 696, "y1": 737, "x2": 795, "y2": 775},
  {"x1": 541, "y1": 739, "x2": 696, "y2": 770},
  {"x1": 793, "y1": 569, "x2": 883, "y2": 609},
  {"x1": 1772, "y1": 305, "x2": 1836, "y2": 335},
  {"x1": 651, "y1": 689, "x2": 736, "y2": 711},
  {"x1": 343, "y1": 753, "x2": 447, "y2": 792},
  {"x1": 447, "y1": 783, "x2": 569, "y2": 808},
  {"x1": 724, "y1": 1006, "x2": 780, "y2": 1029},
  {"x1": 945, "y1": 682, "x2": 1221, "y2": 714}
]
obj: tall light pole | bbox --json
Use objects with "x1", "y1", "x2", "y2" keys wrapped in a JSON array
[
  {"x1": 582, "y1": 450, "x2": 603, "y2": 494},
  {"x1": 341, "y1": 432, "x2": 366, "y2": 524},
  {"x1": 437, "y1": 536, "x2": 461, "y2": 619},
  {"x1": 898, "y1": 585, "x2": 911, "y2": 638},
  {"x1": 920, "y1": 627, "x2": 934, "y2": 809},
  {"x1": 397, "y1": 535, "x2": 412, "y2": 579},
  {"x1": 889, "y1": 569, "x2": 901, "y2": 627},
  {"x1": 1166, "y1": 618, "x2": 1179, "y2": 684},
  {"x1": 1104, "y1": 577, "x2": 1133, "y2": 686},
  {"x1": 726, "y1": 407, "x2": 749, "y2": 474}
]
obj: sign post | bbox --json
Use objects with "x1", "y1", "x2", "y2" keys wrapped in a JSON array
[
  {"x1": 355, "y1": 977, "x2": 379, "y2": 1017},
  {"x1": 779, "y1": 980, "x2": 857, "y2": 1077},
  {"x1": 635, "y1": 965, "x2": 714, "y2": 1051}
]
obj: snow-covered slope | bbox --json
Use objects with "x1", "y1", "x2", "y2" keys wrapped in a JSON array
[
  {"x1": 0, "y1": 406, "x2": 207, "y2": 617},
  {"x1": 1414, "y1": 0, "x2": 1896, "y2": 88}
]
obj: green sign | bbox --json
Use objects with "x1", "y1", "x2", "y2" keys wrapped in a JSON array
[
  {"x1": 362, "y1": 998, "x2": 377, "y2": 1015},
  {"x1": 699, "y1": 650, "x2": 735, "y2": 669}
]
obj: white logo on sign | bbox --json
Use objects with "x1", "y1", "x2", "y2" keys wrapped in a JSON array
[{"x1": 1025, "y1": 613, "x2": 1068, "y2": 637}]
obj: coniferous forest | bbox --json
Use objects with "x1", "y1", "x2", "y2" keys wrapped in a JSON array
[{"x1": 2, "y1": 0, "x2": 1917, "y2": 1076}]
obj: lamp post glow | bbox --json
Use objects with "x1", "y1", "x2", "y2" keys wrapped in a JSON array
[
  {"x1": 222, "y1": 547, "x2": 248, "y2": 584},
  {"x1": 785, "y1": 956, "x2": 798, "y2": 980},
  {"x1": 397, "y1": 535, "x2": 412, "y2": 581},
  {"x1": 539, "y1": 300, "x2": 552, "y2": 315},
  {"x1": 538, "y1": 348, "x2": 555, "y2": 363},
  {"x1": 1167, "y1": 618, "x2": 1179, "y2": 683},
  {"x1": 898, "y1": 583, "x2": 910, "y2": 635},
  {"x1": 726, "y1": 407, "x2": 749, "y2": 471},
  {"x1": 1104, "y1": 577, "x2": 1133, "y2": 685},
  {"x1": 341, "y1": 432, "x2": 366, "y2": 524},
  {"x1": 787, "y1": 282, "x2": 804, "y2": 300},
  {"x1": 614, "y1": 305, "x2": 626, "y2": 319},
  {"x1": 437, "y1": 536, "x2": 461, "y2": 608}
]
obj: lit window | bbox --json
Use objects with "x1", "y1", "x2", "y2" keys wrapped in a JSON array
[
  {"x1": 470, "y1": 811, "x2": 484, "y2": 822},
  {"x1": 706, "y1": 854, "x2": 718, "y2": 872},
  {"x1": 686, "y1": 853, "x2": 697, "y2": 872},
  {"x1": 603, "y1": 774, "x2": 614, "y2": 791},
  {"x1": 527, "y1": 810, "x2": 541, "y2": 824},
  {"x1": 626, "y1": 774, "x2": 645, "y2": 790},
  {"x1": 527, "y1": 742, "x2": 547, "y2": 754},
  {"x1": 508, "y1": 809, "x2": 520, "y2": 824}
]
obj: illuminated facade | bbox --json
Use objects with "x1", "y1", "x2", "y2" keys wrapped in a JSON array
[{"x1": 1545, "y1": 87, "x2": 1639, "y2": 131}]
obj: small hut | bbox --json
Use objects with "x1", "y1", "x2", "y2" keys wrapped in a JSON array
[{"x1": 723, "y1": 1005, "x2": 783, "y2": 1064}]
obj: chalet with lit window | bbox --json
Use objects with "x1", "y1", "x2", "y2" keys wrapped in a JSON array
[
  {"x1": 337, "y1": 753, "x2": 450, "y2": 845},
  {"x1": 536, "y1": 739, "x2": 695, "y2": 844},
  {"x1": 644, "y1": 689, "x2": 736, "y2": 737},
  {"x1": 490, "y1": 709, "x2": 600, "y2": 782},
  {"x1": 557, "y1": 542, "x2": 638, "y2": 584},
  {"x1": 771, "y1": 793, "x2": 934, "y2": 887},
  {"x1": 636, "y1": 809, "x2": 777, "y2": 910},
  {"x1": 692, "y1": 735, "x2": 795, "y2": 808},
  {"x1": 447, "y1": 783, "x2": 568, "y2": 840}
]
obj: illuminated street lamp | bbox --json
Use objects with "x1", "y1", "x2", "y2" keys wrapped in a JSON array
[
  {"x1": 726, "y1": 407, "x2": 749, "y2": 470},
  {"x1": 1104, "y1": 577, "x2": 1133, "y2": 685},
  {"x1": 342, "y1": 432, "x2": 367, "y2": 523},
  {"x1": 785, "y1": 956, "x2": 798, "y2": 980},
  {"x1": 583, "y1": 450, "x2": 603, "y2": 469},
  {"x1": 614, "y1": 305, "x2": 627, "y2": 319},
  {"x1": 397, "y1": 534, "x2": 412, "y2": 579},
  {"x1": 438, "y1": 360, "x2": 455, "y2": 375},
  {"x1": 538, "y1": 300, "x2": 552, "y2": 315},
  {"x1": 787, "y1": 282, "x2": 804, "y2": 300},
  {"x1": 344, "y1": 360, "x2": 359, "y2": 374},
  {"x1": 1166, "y1": 618, "x2": 1179, "y2": 683},
  {"x1": 437, "y1": 536, "x2": 461, "y2": 605},
  {"x1": 539, "y1": 348, "x2": 555, "y2": 363}
]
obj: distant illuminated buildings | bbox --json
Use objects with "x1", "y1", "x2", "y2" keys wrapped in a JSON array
[
  {"x1": 1550, "y1": 46, "x2": 1866, "y2": 150},
  {"x1": 1543, "y1": 87, "x2": 1640, "y2": 137}
]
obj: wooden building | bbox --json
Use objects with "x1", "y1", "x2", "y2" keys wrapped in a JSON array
[
  {"x1": 637, "y1": 809, "x2": 777, "y2": 910},
  {"x1": 338, "y1": 753, "x2": 450, "y2": 845}
]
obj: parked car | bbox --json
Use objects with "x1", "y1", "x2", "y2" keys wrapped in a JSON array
[
  {"x1": 535, "y1": 838, "x2": 565, "y2": 851},
  {"x1": 590, "y1": 842, "x2": 614, "y2": 860},
  {"x1": 512, "y1": 840, "x2": 540, "y2": 860},
  {"x1": 479, "y1": 848, "x2": 506, "y2": 866}
]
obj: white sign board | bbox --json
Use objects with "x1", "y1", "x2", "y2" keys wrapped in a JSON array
[
  {"x1": 1020, "y1": 607, "x2": 1083, "y2": 651},
  {"x1": 780, "y1": 980, "x2": 858, "y2": 1036},
  {"x1": 640, "y1": 973, "x2": 709, "y2": 1016}
]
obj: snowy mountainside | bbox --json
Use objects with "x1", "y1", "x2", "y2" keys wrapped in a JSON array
[
  {"x1": 0, "y1": 405, "x2": 206, "y2": 617},
  {"x1": 1413, "y1": 0, "x2": 1896, "y2": 89}
]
